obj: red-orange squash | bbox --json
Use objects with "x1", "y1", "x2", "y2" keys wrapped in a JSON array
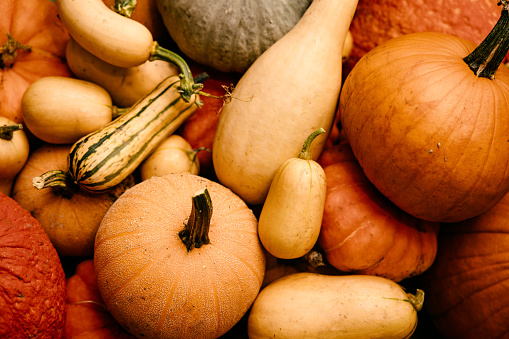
[
  {"x1": 0, "y1": 192, "x2": 67, "y2": 338},
  {"x1": 421, "y1": 191, "x2": 509, "y2": 339},
  {"x1": 94, "y1": 173, "x2": 266, "y2": 339},
  {"x1": 65, "y1": 259, "x2": 135, "y2": 339},
  {"x1": 318, "y1": 141, "x2": 440, "y2": 282},
  {"x1": 339, "y1": 5, "x2": 509, "y2": 223},
  {"x1": 0, "y1": 0, "x2": 71, "y2": 124}
]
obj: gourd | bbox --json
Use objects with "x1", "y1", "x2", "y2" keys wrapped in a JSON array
[
  {"x1": 0, "y1": 192, "x2": 66, "y2": 338},
  {"x1": 317, "y1": 141, "x2": 440, "y2": 282},
  {"x1": 421, "y1": 191, "x2": 509, "y2": 339},
  {"x1": 247, "y1": 272, "x2": 424, "y2": 339},
  {"x1": 155, "y1": 0, "x2": 313, "y2": 73},
  {"x1": 65, "y1": 38, "x2": 179, "y2": 108},
  {"x1": 34, "y1": 75, "x2": 199, "y2": 193},
  {"x1": 212, "y1": 0, "x2": 358, "y2": 205},
  {"x1": 258, "y1": 128, "x2": 327, "y2": 259},
  {"x1": 0, "y1": 117, "x2": 29, "y2": 196},
  {"x1": 339, "y1": 2, "x2": 509, "y2": 222},
  {"x1": 94, "y1": 173, "x2": 266, "y2": 339},
  {"x1": 65, "y1": 259, "x2": 135, "y2": 339},
  {"x1": 22, "y1": 76, "x2": 117, "y2": 144},
  {"x1": 140, "y1": 134, "x2": 202, "y2": 180},
  {"x1": 12, "y1": 143, "x2": 135, "y2": 257},
  {"x1": 344, "y1": 0, "x2": 506, "y2": 77},
  {"x1": 0, "y1": 0, "x2": 71, "y2": 124}
]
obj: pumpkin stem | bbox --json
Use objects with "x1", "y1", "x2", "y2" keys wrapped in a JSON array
[
  {"x1": 406, "y1": 289, "x2": 425, "y2": 312},
  {"x1": 179, "y1": 187, "x2": 213, "y2": 252},
  {"x1": 1, "y1": 33, "x2": 31, "y2": 69},
  {"x1": 0, "y1": 123, "x2": 23, "y2": 141},
  {"x1": 111, "y1": 0, "x2": 137, "y2": 17},
  {"x1": 32, "y1": 170, "x2": 80, "y2": 199},
  {"x1": 149, "y1": 43, "x2": 204, "y2": 105},
  {"x1": 299, "y1": 128, "x2": 326, "y2": 161},
  {"x1": 463, "y1": 0, "x2": 509, "y2": 79}
]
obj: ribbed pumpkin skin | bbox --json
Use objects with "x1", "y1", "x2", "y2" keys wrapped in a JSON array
[
  {"x1": 339, "y1": 32, "x2": 509, "y2": 223},
  {"x1": 155, "y1": 0, "x2": 312, "y2": 73},
  {"x1": 422, "y1": 192, "x2": 509, "y2": 338},
  {"x1": 94, "y1": 173, "x2": 266, "y2": 339}
]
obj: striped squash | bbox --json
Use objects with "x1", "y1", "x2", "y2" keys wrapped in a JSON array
[{"x1": 68, "y1": 75, "x2": 199, "y2": 192}]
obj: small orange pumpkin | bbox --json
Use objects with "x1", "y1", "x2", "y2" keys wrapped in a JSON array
[
  {"x1": 94, "y1": 173, "x2": 266, "y2": 339},
  {"x1": 318, "y1": 141, "x2": 440, "y2": 282},
  {"x1": 0, "y1": 0, "x2": 70, "y2": 124}
]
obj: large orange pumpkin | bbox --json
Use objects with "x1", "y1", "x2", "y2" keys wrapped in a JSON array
[
  {"x1": 422, "y1": 191, "x2": 509, "y2": 338},
  {"x1": 94, "y1": 173, "x2": 265, "y2": 339},
  {"x1": 0, "y1": 0, "x2": 70, "y2": 124}
]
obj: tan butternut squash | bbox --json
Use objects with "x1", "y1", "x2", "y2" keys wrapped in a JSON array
[{"x1": 212, "y1": 0, "x2": 358, "y2": 205}]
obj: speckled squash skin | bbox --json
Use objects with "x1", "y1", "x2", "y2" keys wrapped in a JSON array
[
  {"x1": 155, "y1": 0, "x2": 313, "y2": 72},
  {"x1": 0, "y1": 192, "x2": 67, "y2": 338},
  {"x1": 94, "y1": 173, "x2": 266, "y2": 339}
]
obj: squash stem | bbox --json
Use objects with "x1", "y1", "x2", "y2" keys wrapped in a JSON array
[
  {"x1": 149, "y1": 43, "x2": 203, "y2": 104},
  {"x1": 299, "y1": 128, "x2": 326, "y2": 160},
  {"x1": 463, "y1": 0, "x2": 509, "y2": 79},
  {"x1": 111, "y1": 106, "x2": 130, "y2": 119},
  {"x1": 32, "y1": 170, "x2": 80, "y2": 199},
  {"x1": 1, "y1": 33, "x2": 31, "y2": 69},
  {"x1": 407, "y1": 289, "x2": 425, "y2": 312},
  {"x1": 179, "y1": 187, "x2": 213, "y2": 252},
  {"x1": 112, "y1": 0, "x2": 137, "y2": 17},
  {"x1": 0, "y1": 123, "x2": 23, "y2": 141}
]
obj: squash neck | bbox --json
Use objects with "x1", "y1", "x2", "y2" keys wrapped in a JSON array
[
  {"x1": 463, "y1": 0, "x2": 509, "y2": 79},
  {"x1": 179, "y1": 187, "x2": 213, "y2": 252},
  {"x1": 0, "y1": 123, "x2": 23, "y2": 140},
  {"x1": 0, "y1": 33, "x2": 31, "y2": 69}
]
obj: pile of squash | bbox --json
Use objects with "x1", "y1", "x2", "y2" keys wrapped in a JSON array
[{"x1": 2, "y1": 0, "x2": 509, "y2": 338}]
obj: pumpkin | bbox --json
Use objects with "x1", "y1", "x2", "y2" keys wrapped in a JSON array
[
  {"x1": 421, "y1": 191, "x2": 509, "y2": 339},
  {"x1": 94, "y1": 173, "x2": 266, "y2": 339},
  {"x1": 338, "y1": 4, "x2": 509, "y2": 223},
  {"x1": 155, "y1": 0, "x2": 313, "y2": 73},
  {"x1": 12, "y1": 143, "x2": 135, "y2": 257},
  {"x1": 317, "y1": 140, "x2": 440, "y2": 282},
  {"x1": 0, "y1": 117, "x2": 29, "y2": 196},
  {"x1": 212, "y1": 0, "x2": 358, "y2": 205},
  {"x1": 0, "y1": 192, "x2": 67, "y2": 338},
  {"x1": 65, "y1": 259, "x2": 135, "y2": 339},
  {"x1": 344, "y1": 0, "x2": 507, "y2": 77},
  {"x1": 0, "y1": 0, "x2": 71, "y2": 124}
]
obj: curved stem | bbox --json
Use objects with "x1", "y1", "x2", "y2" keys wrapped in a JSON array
[
  {"x1": 111, "y1": 106, "x2": 130, "y2": 119},
  {"x1": 299, "y1": 128, "x2": 325, "y2": 160},
  {"x1": 178, "y1": 187, "x2": 213, "y2": 252},
  {"x1": 463, "y1": 0, "x2": 509, "y2": 79},
  {"x1": 407, "y1": 289, "x2": 425, "y2": 312},
  {"x1": 112, "y1": 0, "x2": 137, "y2": 17},
  {"x1": 32, "y1": 170, "x2": 80, "y2": 199},
  {"x1": 1, "y1": 33, "x2": 31, "y2": 69},
  {"x1": 0, "y1": 123, "x2": 23, "y2": 140}
]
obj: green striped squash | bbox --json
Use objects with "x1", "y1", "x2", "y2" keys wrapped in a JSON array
[{"x1": 68, "y1": 75, "x2": 199, "y2": 192}]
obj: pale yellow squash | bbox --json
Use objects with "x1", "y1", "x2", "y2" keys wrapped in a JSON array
[
  {"x1": 248, "y1": 272, "x2": 423, "y2": 339},
  {"x1": 258, "y1": 128, "x2": 327, "y2": 259},
  {"x1": 0, "y1": 117, "x2": 29, "y2": 196},
  {"x1": 212, "y1": 0, "x2": 358, "y2": 205}
]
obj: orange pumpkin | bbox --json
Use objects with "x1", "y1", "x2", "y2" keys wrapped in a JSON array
[
  {"x1": 421, "y1": 191, "x2": 509, "y2": 339},
  {"x1": 339, "y1": 5, "x2": 509, "y2": 223},
  {"x1": 0, "y1": 0, "x2": 70, "y2": 124},
  {"x1": 317, "y1": 141, "x2": 440, "y2": 282},
  {"x1": 94, "y1": 173, "x2": 265, "y2": 339},
  {"x1": 12, "y1": 143, "x2": 135, "y2": 257}
]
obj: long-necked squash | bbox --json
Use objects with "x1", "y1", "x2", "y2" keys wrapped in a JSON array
[
  {"x1": 33, "y1": 75, "x2": 199, "y2": 193},
  {"x1": 212, "y1": 0, "x2": 358, "y2": 205},
  {"x1": 248, "y1": 272, "x2": 424, "y2": 339},
  {"x1": 258, "y1": 128, "x2": 327, "y2": 259}
]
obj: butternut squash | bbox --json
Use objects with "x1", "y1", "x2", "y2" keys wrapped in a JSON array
[
  {"x1": 248, "y1": 272, "x2": 424, "y2": 339},
  {"x1": 258, "y1": 128, "x2": 327, "y2": 259},
  {"x1": 212, "y1": 0, "x2": 358, "y2": 205}
]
